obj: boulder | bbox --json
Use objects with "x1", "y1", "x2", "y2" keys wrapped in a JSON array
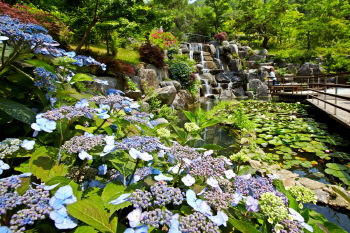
[
  {"x1": 89, "y1": 76, "x2": 126, "y2": 94},
  {"x1": 200, "y1": 84, "x2": 212, "y2": 97},
  {"x1": 313, "y1": 189, "x2": 329, "y2": 204},
  {"x1": 259, "y1": 48, "x2": 268, "y2": 57},
  {"x1": 181, "y1": 48, "x2": 190, "y2": 54},
  {"x1": 241, "y1": 46, "x2": 251, "y2": 52},
  {"x1": 171, "y1": 94, "x2": 187, "y2": 109},
  {"x1": 209, "y1": 44, "x2": 216, "y2": 56},
  {"x1": 195, "y1": 64, "x2": 203, "y2": 74},
  {"x1": 248, "y1": 55, "x2": 265, "y2": 61},
  {"x1": 277, "y1": 61, "x2": 288, "y2": 68},
  {"x1": 222, "y1": 41, "x2": 229, "y2": 46},
  {"x1": 125, "y1": 90, "x2": 142, "y2": 101},
  {"x1": 172, "y1": 90, "x2": 195, "y2": 109},
  {"x1": 238, "y1": 51, "x2": 248, "y2": 59},
  {"x1": 232, "y1": 87, "x2": 245, "y2": 97},
  {"x1": 245, "y1": 91, "x2": 254, "y2": 98},
  {"x1": 209, "y1": 41, "x2": 220, "y2": 47},
  {"x1": 146, "y1": 64, "x2": 169, "y2": 82},
  {"x1": 153, "y1": 86, "x2": 177, "y2": 105},
  {"x1": 229, "y1": 59, "x2": 242, "y2": 72},
  {"x1": 249, "y1": 79, "x2": 263, "y2": 90},
  {"x1": 131, "y1": 76, "x2": 142, "y2": 90},
  {"x1": 259, "y1": 66, "x2": 274, "y2": 73},
  {"x1": 159, "y1": 81, "x2": 181, "y2": 92},
  {"x1": 204, "y1": 56, "x2": 213, "y2": 61},
  {"x1": 139, "y1": 69, "x2": 159, "y2": 93},
  {"x1": 213, "y1": 59, "x2": 221, "y2": 70},
  {"x1": 218, "y1": 83, "x2": 229, "y2": 89},
  {"x1": 212, "y1": 88, "x2": 222, "y2": 95},
  {"x1": 180, "y1": 44, "x2": 188, "y2": 49},
  {"x1": 298, "y1": 178, "x2": 326, "y2": 190},
  {"x1": 287, "y1": 63, "x2": 300, "y2": 72},
  {"x1": 257, "y1": 84, "x2": 269, "y2": 97},
  {"x1": 247, "y1": 72, "x2": 260, "y2": 82},
  {"x1": 297, "y1": 62, "x2": 323, "y2": 76},
  {"x1": 215, "y1": 73, "x2": 231, "y2": 83},
  {"x1": 221, "y1": 90, "x2": 234, "y2": 98},
  {"x1": 205, "y1": 61, "x2": 215, "y2": 69},
  {"x1": 200, "y1": 73, "x2": 216, "y2": 85},
  {"x1": 246, "y1": 61, "x2": 257, "y2": 69},
  {"x1": 260, "y1": 71, "x2": 269, "y2": 82}
]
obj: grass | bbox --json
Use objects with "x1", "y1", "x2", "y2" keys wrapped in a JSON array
[{"x1": 70, "y1": 43, "x2": 141, "y2": 65}]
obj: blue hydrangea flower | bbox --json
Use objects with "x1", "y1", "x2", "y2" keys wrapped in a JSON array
[
  {"x1": 168, "y1": 218, "x2": 181, "y2": 233},
  {"x1": 105, "y1": 89, "x2": 125, "y2": 96},
  {"x1": 0, "y1": 226, "x2": 12, "y2": 233},
  {"x1": 98, "y1": 164, "x2": 108, "y2": 175},
  {"x1": 186, "y1": 189, "x2": 212, "y2": 216},
  {"x1": 109, "y1": 193, "x2": 131, "y2": 205},
  {"x1": 124, "y1": 225, "x2": 148, "y2": 233},
  {"x1": 245, "y1": 196, "x2": 259, "y2": 212},
  {"x1": 129, "y1": 148, "x2": 153, "y2": 161},
  {"x1": 20, "y1": 139, "x2": 35, "y2": 150},
  {"x1": 96, "y1": 104, "x2": 110, "y2": 119},
  {"x1": 49, "y1": 185, "x2": 77, "y2": 210},
  {"x1": 89, "y1": 179, "x2": 106, "y2": 189},
  {"x1": 0, "y1": 160, "x2": 10, "y2": 175},
  {"x1": 127, "y1": 208, "x2": 142, "y2": 228},
  {"x1": 31, "y1": 114, "x2": 57, "y2": 136},
  {"x1": 208, "y1": 210, "x2": 228, "y2": 227},
  {"x1": 49, "y1": 206, "x2": 78, "y2": 229}
]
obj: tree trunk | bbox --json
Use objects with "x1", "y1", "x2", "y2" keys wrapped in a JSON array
[
  {"x1": 262, "y1": 36, "x2": 269, "y2": 49},
  {"x1": 75, "y1": 18, "x2": 98, "y2": 54}
]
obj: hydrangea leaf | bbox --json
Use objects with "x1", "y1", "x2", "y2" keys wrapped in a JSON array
[
  {"x1": 45, "y1": 176, "x2": 82, "y2": 200},
  {"x1": 101, "y1": 181, "x2": 126, "y2": 204},
  {"x1": 228, "y1": 219, "x2": 260, "y2": 233},
  {"x1": 70, "y1": 73, "x2": 94, "y2": 83},
  {"x1": 0, "y1": 97, "x2": 36, "y2": 125},
  {"x1": 73, "y1": 226, "x2": 98, "y2": 233},
  {"x1": 67, "y1": 199, "x2": 114, "y2": 233}
]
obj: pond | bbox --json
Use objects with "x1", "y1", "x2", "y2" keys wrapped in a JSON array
[{"x1": 175, "y1": 97, "x2": 350, "y2": 232}]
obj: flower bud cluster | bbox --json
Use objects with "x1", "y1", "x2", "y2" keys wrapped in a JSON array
[
  {"x1": 179, "y1": 212, "x2": 220, "y2": 233},
  {"x1": 168, "y1": 143, "x2": 201, "y2": 161},
  {"x1": 286, "y1": 186, "x2": 317, "y2": 206},
  {"x1": 150, "y1": 182, "x2": 184, "y2": 206},
  {"x1": 66, "y1": 166, "x2": 97, "y2": 183},
  {"x1": 189, "y1": 155, "x2": 226, "y2": 177},
  {"x1": 272, "y1": 219, "x2": 303, "y2": 233},
  {"x1": 89, "y1": 94, "x2": 132, "y2": 108},
  {"x1": 33, "y1": 67, "x2": 58, "y2": 93},
  {"x1": 40, "y1": 105, "x2": 96, "y2": 121},
  {"x1": 230, "y1": 151, "x2": 250, "y2": 163},
  {"x1": 156, "y1": 128, "x2": 171, "y2": 138},
  {"x1": 204, "y1": 189, "x2": 235, "y2": 210},
  {"x1": 134, "y1": 167, "x2": 153, "y2": 181},
  {"x1": 184, "y1": 122, "x2": 200, "y2": 132},
  {"x1": 108, "y1": 169, "x2": 122, "y2": 181},
  {"x1": 114, "y1": 136, "x2": 165, "y2": 153},
  {"x1": 0, "y1": 138, "x2": 22, "y2": 159},
  {"x1": 129, "y1": 189, "x2": 152, "y2": 209},
  {"x1": 260, "y1": 192, "x2": 290, "y2": 224},
  {"x1": 140, "y1": 209, "x2": 174, "y2": 228},
  {"x1": 0, "y1": 176, "x2": 22, "y2": 214},
  {"x1": 62, "y1": 135, "x2": 103, "y2": 154}
]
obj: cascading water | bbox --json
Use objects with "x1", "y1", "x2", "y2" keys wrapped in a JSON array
[
  {"x1": 203, "y1": 79, "x2": 212, "y2": 96},
  {"x1": 216, "y1": 47, "x2": 222, "y2": 70},
  {"x1": 217, "y1": 83, "x2": 223, "y2": 97},
  {"x1": 179, "y1": 49, "x2": 182, "y2": 55}
]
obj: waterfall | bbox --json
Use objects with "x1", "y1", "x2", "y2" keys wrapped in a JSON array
[
  {"x1": 203, "y1": 79, "x2": 212, "y2": 96},
  {"x1": 179, "y1": 49, "x2": 182, "y2": 55},
  {"x1": 217, "y1": 83, "x2": 223, "y2": 97},
  {"x1": 190, "y1": 50, "x2": 193, "y2": 60},
  {"x1": 216, "y1": 48, "x2": 222, "y2": 70}
]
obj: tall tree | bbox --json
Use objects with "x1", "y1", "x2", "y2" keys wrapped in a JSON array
[{"x1": 204, "y1": 0, "x2": 232, "y2": 33}]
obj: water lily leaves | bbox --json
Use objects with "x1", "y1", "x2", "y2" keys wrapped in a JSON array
[
  {"x1": 283, "y1": 155, "x2": 293, "y2": 160},
  {"x1": 324, "y1": 168, "x2": 350, "y2": 178},
  {"x1": 256, "y1": 138, "x2": 267, "y2": 144},
  {"x1": 326, "y1": 163, "x2": 348, "y2": 171},
  {"x1": 265, "y1": 135, "x2": 273, "y2": 140},
  {"x1": 301, "y1": 161, "x2": 313, "y2": 168},
  {"x1": 339, "y1": 178, "x2": 350, "y2": 186},
  {"x1": 268, "y1": 139, "x2": 283, "y2": 146},
  {"x1": 330, "y1": 152, "x2": 350, "y2": 160}
]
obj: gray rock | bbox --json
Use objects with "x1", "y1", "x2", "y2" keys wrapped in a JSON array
[
  {"x1": 125, "y1": 90, "x2": 142, "y2": 101},
  {"x1": 131, "y1": 76, "x2": 142, "y2": 90},
  {"x1": 249, "y1": 55, "x2": 265, "y2": 61},
  {"x1": 139, "y1": 69, "x2": 159, "y2": 93},
  {"x1": 287, "y1": 63, "x2": 300, "y2": 72},
  {"x1": 258, "y1": 66, "x2": 274, "y2": 73},
  {"x1": 209, "y1": 41, "x2": 220, "y2": 47},
  {"x1": 260, "y1": 71, "x2": 269, "y2": 82},
  {"x1": 245, "y1": 61, "x2": 257, "y2": 69},
  {"x1": 195, "y1": 64, "x2": 203, "y2": 74},
  {"x1": 89, "y1": 76, "x2": 126, "y2": 94},
  {"x1": 247, "y1": 72, "x2": 260, "y2": 82},
  {"x1": 313, "y1": 189, "x2": 329, "y2": 204},
  {"x1": 218, "y1": 83, "x2": 229, "y2": 89},
  {"x1": 238, "y1": 51, "x2": 248, "y2": 59},
  {"x1": 209, "y1": 44, "x2": 216, "y2": 56},
  {"x1": 222, "y1": 41, "x2": 229, "y2": 46},
  {"x1": 298, "y1": 178, "x2": 326, "y2": 190},
  {"x1": 229, "y1": 59, "x2": 242, "y2": 72},
  {"x1": 215, "y1": 73, "x2": 231, "y2": 83},
  {"x1": 297, "y1": 62, "x2": 323, "y2": 76},
  {"x1": 249, "y1": 79, "x2": 263, "y2": 90},
  {"x1": 257, "y1": 84, "x2": 269, "y2": 97},
  {"x1": 159, "y1": 81, "x2": 181, "y2": 92},
  {"x1": 246, "y1": 91, "x2": 254, "y2": 98},
  {"x1": 205, "y1": 61, "x2": 215, "y2": 69},
  {"x1": 221, "y1": 90, "x2": 234, "y2": 98},
  {"x1": 170, "y1": 90, "x2": 196, "y2": 109},
  {"x1": 181, "y1": 48, "x2": 190, "y2": 53},
  {"x1": 200, "y1": 73, "x2": 216, "y2": 86},
  {"x1": 146, "y1": 64, "x2": 167, "y2": 82},
  {"x1": 152, "y1": 86, "x2": 177, "y2": 105},
  {"x1": 180, "y1": 44, "x2": 188, "y2": 49},
  {"x1": 259, "y1": 48, "x2": 268, "y2": 56},
  {"x1": 232, "y1": 87, "x2": 245, "y2": 97},
  {"x1": 241, "y1": 46, "x2": 251, "y2": 52},
  {"x1": 213, "y1": 59, "x2": 221, "y2": 70},
  {"x1": 200, "y1": 84, "x2": 212, "y2": 97},
  {"x1": 277, "y1": 61, "x2": 288, "y2": 68},
  {"x1": 248, "y1": 160, "x2": 262, "y2": 169}
]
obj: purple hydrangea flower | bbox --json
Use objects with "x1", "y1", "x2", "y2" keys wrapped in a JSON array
[{"x1": 245, "y1": 196, "x2": 259, "y2": 212}]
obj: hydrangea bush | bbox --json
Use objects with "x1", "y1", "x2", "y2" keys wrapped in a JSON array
[{"x1": 0, "y1": 14, "x2": 346, "y2": 233}]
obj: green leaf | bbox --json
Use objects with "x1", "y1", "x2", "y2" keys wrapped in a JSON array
[
  {"x1": 287, "y1": 193, "x2": 300, "y2": 212},
  {"x1": 325, "y1": 163, "x2": 348, "y2": 171},
  {"x1": 101, "y1": 181, "x2": 126, "y2": 204},
  {"x1": 46, "y1": 176, "x2": 82, "y2": 200},
  {"x1": 75, "y1": 125, "x2": 97, "y2": 134},
  {"x1": 228, "y1": 219, "x2": 261, "y2": 233},
  {"x1": 180, "y1": 206, "x2": 193, "y2": 215},
  {"x1": 332, "y1": 187, "x2": 350, "y2": 204},
  {"x1": 70, "y1": 73, "x2": 95, "y2": 83},
  {"x1": 26, "y1": 59, "x2": 56, "y2": 74},
  {"x1": 201, "y1": 118, "x2": 220, "y2": 128},
  {"x1": 302, "y1": 207, "x2": 310, "y2": 223},
  {"x1": 32, "y1": 87, "x2": 49, "y2": 107},
  {"x1": 323, "y1": 221, "x2": 348, "y2": 233},
  {"x1": 73, "y1": 226, "x2": 98, "y2": 233},
  {"x1": 29, "y1": 147, "x2": 68, "y2": 182},
  {"x1": 201, "y1": 144, "x2": 225, "y2": 150},
  {"x1": 0, "y1": 97, "x2": 36, "y2": 124},
  {"x1": 67, "y1": 199, "x2": 114, "y2": 233}
]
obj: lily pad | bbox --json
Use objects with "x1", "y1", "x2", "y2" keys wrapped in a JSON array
[
  {"x1": 325, "y1": 169, "x2": 350, "y2": 178},
  {"x1": 301, "y1": 161, "x2": 313, "y2": 168},
  {"x1": 283, "y1": 155, "x2": 293, "y2": 160},
  {"x1": 265, "y1": 135, "x2": 273, "y2": 140},
  {"x1": 325, "y1": 163, "x2": 348, "y2": 171},
  {"x1": 268, "y1": 139, "x2": 283, "y2": 146},
  {"x1": 339, "y1": 178, "x2": 350, "y2": 186},
  {"x1": 330, "y1": 152, "x2": 350, "y2": 160}
]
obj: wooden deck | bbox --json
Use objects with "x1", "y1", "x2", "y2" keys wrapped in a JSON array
[{"x1": 306, "y1": 97, "x2": 350, "y2": 129}]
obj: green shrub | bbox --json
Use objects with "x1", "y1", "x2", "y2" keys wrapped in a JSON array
[
  {"x1": 126, "y1": 77, "x2": 138, "y2": 91},
  {"x1": 166, "y1": 54, "x2": 195, "y2": 83},
  {"x1": 167, "y1": 46, "x2": 179, "y2": 59}
]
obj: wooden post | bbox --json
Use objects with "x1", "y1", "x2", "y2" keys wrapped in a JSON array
[{"x1": 335, "y1": 76, "x2": 338, "y2": 115}]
